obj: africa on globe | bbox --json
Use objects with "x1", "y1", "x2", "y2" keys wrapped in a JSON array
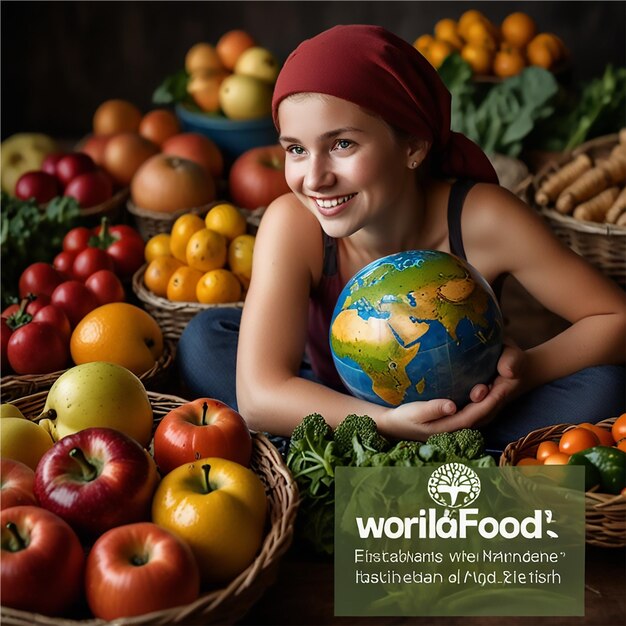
[{"x1": 329, "y1": 250, "x2": 503, "y2": 407}]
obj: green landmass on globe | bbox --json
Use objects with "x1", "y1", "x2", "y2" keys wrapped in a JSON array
[{"x1": 330, "y1": 250, "x2": 503, "y2": 407}]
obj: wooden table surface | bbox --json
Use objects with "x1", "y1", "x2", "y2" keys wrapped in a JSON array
[{"x1": 239, "y1": 543, "x2": 625, "y2": 625}]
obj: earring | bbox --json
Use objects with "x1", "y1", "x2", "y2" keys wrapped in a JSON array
[{"x1": 410, "y1": 161, "x2": 418, "y2": 169}]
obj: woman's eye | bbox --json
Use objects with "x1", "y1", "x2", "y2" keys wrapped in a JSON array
[
  {"x1": 287, "y1": 145, "x2": 306, "y2": 155},
  {"x1": 334, "y1": 139, "x2": 353, "y2": 150}
]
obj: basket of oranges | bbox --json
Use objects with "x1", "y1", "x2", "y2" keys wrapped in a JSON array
[
  {"x1": 414, "y1": 9, "x2": 569, "y2": 79},
  {"x1": 499, "y1": 416, "x2": 626, "y2": 548},
  {"x1": 132, "y1": 202, "x2": 258, "y2": 340}
]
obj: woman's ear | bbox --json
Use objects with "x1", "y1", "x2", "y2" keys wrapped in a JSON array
[{"x1": 407, "y1": 140, "x2": 430, "y2": 169}]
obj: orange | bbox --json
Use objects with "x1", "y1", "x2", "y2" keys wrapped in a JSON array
[
  {"x1": 144, "y1": 233, "x2": 172, "y2": 263},
  {"x1": 143, "y1": 256, "x2": 184, "y2": 297},
  {"x1": 413, "y1": 34, "x2": 434, "y2": 56},
  {"x1": 102, "y1": 132, "x2": 160, "y2": 186},
  {"x1": 93, "y1": 99, "x2": 142, "y2": 136},
  {"x1": 216, "y1": 30, "x2": 256, "y2": 71},
  {"x1": 187, "y1": 69, "x2": 228, "y2": 113},
  {"x1": 184, "y1": 42, "x2": 224, "y2": 74},
  {"x1": 196, "y1": 269, "x2": 242, "y2": 304},
  {"x1": 558, "y1": 427, "x2": 599, "y2": 455},
  {"x1": 617, "y1": 439, "x2": 626, "y2": 452},
  {"x1": 139, "y1": 109, "x2": 181, "y2": 147},
  {"x1": 536, "y1": 440, "x2": 560, "y2": 463},
  {"x1": 543, "y1": 452, "x2": 570, "y2": 465},
  {"x1": 228, "y1": 234, "x2": 255, "y2": 290},
  {"x1": 166, "y1": 266, "x2": 203, "y2": 302},
  {"x1": 516, "y1": 457, "x2": 541, "y2": 466},
  {"x1": 461, "y1": 44, "x2": 493, "y2": 75},
  {"x1": 527, "y1": 33, "x2": 561, "y2": 69},
  {"x1": 186, "y1": 228, "x2": 227, "y2": 272},
  {"x1": 204, "y1": 203, "x2": 247, "y2": 241},
  {"x1": 458, "y1": 10, "x2": 487, "y2": 40},
  {"x1": 464, "y1": 19, "x2": 498, "y2": 51},
  {"x1": 170, "y1": 213, "x2": 206, "y2": 262},
  {"x1": 427, "y1": 39, "x2": 455, "y2": 69},
  {"x1": 433, "y1": 18, "x2": 463, "y2": 50},
  {"x1": 612, "y1": 413, "x2": 626, "y2": 445},
  {"x1": 578, "y1": 422, "x2": 615, "y2": 447},
  {"x1": 70, "y1": 303, "x2": 164, "y2": 375},
  {"x1": 493, "y1": 47, "x2": 526, "y2": 78},
  {"x1": 501, "y1": 12, "x2": 536, "y2": 48}
]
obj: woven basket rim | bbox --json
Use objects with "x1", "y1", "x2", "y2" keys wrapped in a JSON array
[
  {"x1": 80, "y1": 187, "x2": 130, "y2": 217},
  {"x1": 126, "y1": 199, "x2": 219, "y2": 221},
  {"x1": 1, "y1": 390, "x2": 299, "y2": 626}
]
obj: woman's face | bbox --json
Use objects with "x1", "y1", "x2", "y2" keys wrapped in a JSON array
[{"x1": 277, "y1": 93, "x2": 417, "y2": 239}]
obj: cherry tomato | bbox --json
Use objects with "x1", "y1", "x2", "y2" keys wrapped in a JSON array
[
  {"x1": 53, "y1": 250, "x2": 78, "y2": 280},
  {"x1": 50, "y1": 281, "x2": 99, "y2": 328},
  {"x1": 7, "y1": 322, "x2": 69, "y2": 374},
  {"x1": 63, "y1": 226, "x2": 93, "y2": 252},
  {"x1": 106, "y1": 237, "x2": 146, "y2": 279},
  {"x1": 516, "y1": 457, "x2": 541, "y2": 466},
  {"x1": 612, "y1": 414, "x2": 626, "y2": 447},
  {"x1": 32, "y1": 305, "x2": 72, "y2": 343},
  {"x1": 578, "y1": 422, "x2": 615, "y2": 447},
  {"x1": 85, "y1": 270, "x2": 125, "y2": 305},
  {"x1": 543, "y1": 452, "x2": 571, "y2": 465},
  {"x1": 72, "y1": 247, "x2": 115, "y2": 282},
  {"x1": 18, "y1": 263, "x2": 63, "y2": 298},
  {"x1": 536, "y1": 440, "x2": 559, "y2": 463},
  {"x1": 558, "y1": 427, "x2": 599, "y2": 455},
  {"x1": 1, "y1": 318, "x2": 12, "y2": 373}
]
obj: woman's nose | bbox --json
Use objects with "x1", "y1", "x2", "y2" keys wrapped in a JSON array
[{"x1": 304, "y1": 155, "x2": 335, "y2": 191}]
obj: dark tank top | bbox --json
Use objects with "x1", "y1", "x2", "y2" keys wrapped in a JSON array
[{"x1": 306, "y1": 179, "x2": 506, "y2": 389}]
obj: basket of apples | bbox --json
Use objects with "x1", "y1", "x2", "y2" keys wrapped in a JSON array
[
  {"x1": 1, "y1": 220, "x2": 174, "y2": 401},
  {"x1": 0, "y1": 363, "x2": 298, "y2": 625}
]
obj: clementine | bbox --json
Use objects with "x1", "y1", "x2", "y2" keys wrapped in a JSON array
[
  {"x1": 204, "y1": 203, "x2": 247, "y2": 241},
  {"x1": 184, "y1": 42, "x2": 224, "y2": 74},
  {"x1": 103, "y1": 133, "x2": 160, "y2": 186},
  {"x1": 228, "y1": 234, "x2": 255, "y2": 290},
  {"x1": 457, "y1": 9, "x2": 487, "y2": 40},
  {"x1": 427, "y1": 39, "x2": 455, "y2": 69},
  {"x1": 196, "y1": 268, "x2": 242, "y2": 304},
  {"x1": 413, "y1": 33, "x2": 434, "y2": 56},
  {"x1": 216, "y1": 30, "x2": 256, "y2": 71},
  {"x1": 461, "y1": 44, "x2": 494, "y2": 75},
  {"x1": 493, "y1": 48, "x2": 526, "y2": 78},
  {"x1": 70, "y1": 303, "x2": 164, "y2": 375},
  {"x1": 144, "y1": 233, "x2": 172, "y2": 263},
  {"x1": 464, "y1": 19, "x2": 498, "y2": 51},
  {"x1": 93, "y1": 99, "x2": 142, "y2": 136},
  {"x1": 433, "y1": 18, "x2": 463, "y2": 50},
  {"x1": 186, "y1": 228, "x2": 227, "y2": 272},
  {"x1": 139, "y1": 109, "x2": 181, "y2": 147},
  {"x1": 527, "y1": 33, "x2": 561, "y2": 69},
  {"x1": 170, "y1": 213, "x2": 206, "y2": 262},
  {"x1": 501, "y1": 12, "x2": 536, "y2": 48},
  {"x1": 144, "y1": 256, "x2": 184, "y2": 297},
  {"x1": 187, "y1": 69, "x2": 228, "y2": 113},
  {"x1": 166, "y1": 266, "x2": 204, "y2": 302}
]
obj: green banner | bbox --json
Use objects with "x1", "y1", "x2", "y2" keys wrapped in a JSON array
[{"x1": 335, "y1": 464, "x2": 585, "y2": 616}]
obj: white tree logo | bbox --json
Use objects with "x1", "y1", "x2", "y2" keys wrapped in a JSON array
[{"x1": 428, "y1": 463, "x2": 481, "y2": 508}]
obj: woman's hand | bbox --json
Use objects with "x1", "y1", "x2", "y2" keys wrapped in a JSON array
[{"x1": 377, "y1": 341, "x2": 526, "y2": 440}]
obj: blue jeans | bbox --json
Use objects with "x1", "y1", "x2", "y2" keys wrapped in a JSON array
[{"x1": 177, "y1": 308, "x2": 625, "y2": 453}]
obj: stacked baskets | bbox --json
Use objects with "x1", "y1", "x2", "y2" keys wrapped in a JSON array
[
  {"x1": 500, "y1": 417, "x2": 626, "y2": 549},
  {"x1": 0, "y1": 391, "x2": 299, "y2": 626}
]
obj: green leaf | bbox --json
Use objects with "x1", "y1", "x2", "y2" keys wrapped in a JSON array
[{"x1": 152, "y1": 69, "x2": 192, "y2": 105}]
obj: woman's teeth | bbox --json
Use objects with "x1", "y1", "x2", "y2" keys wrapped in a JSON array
[{"x1": 315, "y1": 194, "x2": 355, "y2": 208}]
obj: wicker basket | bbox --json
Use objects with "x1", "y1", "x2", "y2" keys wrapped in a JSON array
[
  {"x1": 499, "y1": 417, "x2": 626, "y2": 549},
  {"x1": 127, "y1": 200, "x2": 217, "y2": 240},
  {"x1": 0, "y1": 340, "x2": 176, "y2": 403},
  {"x1": 1, "y1": 391, "x2": 299, "y2": 626},
  {"x1": 526, "y1": 133, "x2": 626, "y2": 288}
]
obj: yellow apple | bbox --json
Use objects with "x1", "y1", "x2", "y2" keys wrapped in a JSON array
[
  {"x1": 1, "y1": 133, "x2": 58, "y2": 194},
  {"x1": 234, "y1": 46, "x2": 280, "y2": 84},
  {"x1": 0, "y1": 417, "x2": 54, "y2": 470},
  {"x1": 0, "y1": 404, "x2": 26, "y2": 419},
  {"x1": 218, "y1": 74, "x2": 273, "y2": 121}
]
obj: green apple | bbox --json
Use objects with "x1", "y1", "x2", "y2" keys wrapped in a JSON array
[
  {"x1": 1, "y1": 133, "x2": 58, "y2": 195},
  {"x1": 0, "y1": 404, "x2": 26, "y2": 419},
  {"x1": 234, "y1": 46, "x2": 280, "y2": 84},
  {"x1": 218, "y1": 74, "x2": 273, "y2": 121},
  {"x1": 0, "y1": 417, "x2": 54, "y2": 470},
  {"x1": 38, "y1": 361, "x2": 154, "y2": 447}
]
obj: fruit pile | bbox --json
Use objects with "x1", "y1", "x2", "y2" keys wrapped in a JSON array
[
  {"x1": 515, "y1": 415, "x2": 626, "y2": 495},
  {"x1": 142, "y1": 203, "x2": 254, "y2": 304},
  {"x1": 414, "y1": 10, "x2": 569, "y2": 78},
  {"x1": 185, "y1": 29, "x2": 280, "y2": 120},
  {"x1": 0, "y1": 363, "x2": 267, "y2": 620}
]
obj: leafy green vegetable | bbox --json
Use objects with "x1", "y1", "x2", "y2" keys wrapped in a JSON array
[
  {"x1": 0, "y1": 193, "x2": 81, "y2": 308},
  {"x1": 333, "y1": 413, "x2": 390, "y2": 465},
  {"x1": 152, "y1": 69, "x2": 195, "y2": 106}
]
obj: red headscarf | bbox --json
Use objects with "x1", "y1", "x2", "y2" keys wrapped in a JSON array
[{"x1": 272, "y1": 24, "x2": 498, "y2": 184}]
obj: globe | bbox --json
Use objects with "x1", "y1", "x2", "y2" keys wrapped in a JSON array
[{"x1": 329, "y1": 250, "x2": 504, "y2": 407}]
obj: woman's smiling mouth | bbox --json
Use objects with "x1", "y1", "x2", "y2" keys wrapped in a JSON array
[{"x1": 312, "y1": 193, "x2": 357, "y2": 214}]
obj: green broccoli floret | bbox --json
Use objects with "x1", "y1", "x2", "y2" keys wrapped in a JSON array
[
  {"x1": 385, "y1": 440, "x2": 425, "y2": 466},
  {"x1": 290, "y1": 412, "x2": 333, "y2": 446},
  {"x1": 333, "y1": 414, "x2": 390, "y2": 465},
  {"x1": 425, "y1": 428, "x2": 486, "y2": 461}
]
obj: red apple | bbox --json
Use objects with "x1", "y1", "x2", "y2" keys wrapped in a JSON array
[
  {"x1": 162, "y1": 132, "x2": 224, "y2": 179},
  {"x1": 153, "y1": 398, "x2": 252, "y2": 475},
  {"x1": 0, "y1": 505, "x2": 85, "y2": 616},
  {"x1": 0, "y1": 459, "x2": 37, "y2": 510},
  {"x1": 18, "y1": 262, "x2": 63, "y2": 298},
  {"x1": 85, "y1": 269, "x2": 125, "y2": 305},
  {"x1": 7, "y1": 321, "x2": 69, "y2": 375},
  {"x1": 228, "y1": 144, "x2": 291, "y2": 210},
  {"x1": 55, "y1": 152, "x2": 96, "y2": 187},
  {"x1": 50, "y1": 280, "x2": 100, "y2": 327},
  {"x1": 64, "y1": 169, "x2": 113, "y2": 208},
  {"x1": 79, "y1": 133, "x2": 113, "y2": 167},
  {"x1": 41, "y1": 151, "x2": 67, "y2": 176},
  {"x1": 34, "y1": 427, "x2": 160, "y2": 539},
  {"x1": 14, "y1": 171, "x2": 60, "y2": 204},
  {"x1": 85, "y1": 522, "x2": 200, "y2": 620}
]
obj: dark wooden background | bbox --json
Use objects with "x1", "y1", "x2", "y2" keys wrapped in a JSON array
[{"x1": 2, "y1": 1, "x2": 625, "y2": 140}]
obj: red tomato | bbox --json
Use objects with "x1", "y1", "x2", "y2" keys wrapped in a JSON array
[
  {"x1": 72, "y1": 247, "x2": 115, "y2": 281},
  {"x1": 85, "y1": 522, "x2": 200, "y2": 620},
  {"x1": 7, "y1": 322, "x2": 69, "y2": 374},
  {"x1": 63, "y1": 226, "x2": 93, "y2": 252},
  {"x1": 578, "y1": 422, "x2": 615, "y2": 447},
  {"x1": 18, "y1": 263, "x2": 63, "y2": 298},
  {"x1": 612, "y1": 414, "x2": 626, "y2": 447},
  {"x1": 0, "y1": 505, "x2": 85, "y2": 616},
  {"x1": 106, "y1": 236, "x2": 146, "y2": 279},
  {"x1": 153, "y1": 398, "x2": 252, "y2": 474},
  {"x1": 32, "y1": 304, "x2": 72, "y2": 343},
  {"x1": 1, "y1": 318, "x2": 11, "y2": 372},
  {"x1": 559, "y1": 427, "x2": 599, "y2": 455},
  {"x1": 1, "y1": 304, "x2": 19, "y2": 318},
  {"x1": 85, "y1": 269, "x2": 125, "y2": 305},
  {"x1": 0, "y1": 459, "x2": 37, "y2": 510},
  {"x1": 50, "y1": 280, "x2": 100, "y2": 327},
  {"x1": 53, "y1": 250, "x2": 78, "y2": 280}
]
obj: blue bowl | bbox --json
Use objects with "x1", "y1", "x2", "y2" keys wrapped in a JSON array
[{"x1": 176, "y1": 105, "x2": 278, "y2": 168}]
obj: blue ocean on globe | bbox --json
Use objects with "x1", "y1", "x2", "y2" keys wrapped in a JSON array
[{"x1": 329, "y1": 250, "x2": 504, "y2": 407}]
